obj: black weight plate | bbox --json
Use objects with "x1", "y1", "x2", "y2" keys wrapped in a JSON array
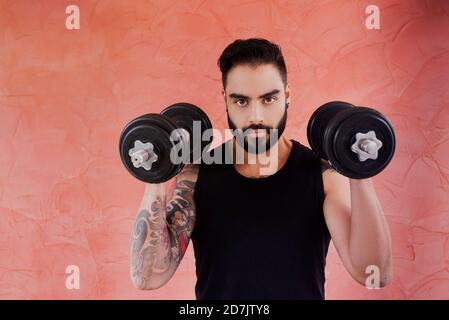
[
  {"x1": 161, "y1": 102, "x2": 213, "y2": 164},
  {"x1": 119, "y1": 113, "x2": 183, "y2": 183},
  {"x1": 307, "y1": 101, "x2": 354, "y2": 160},
  {"x1": 324, "y1": 107, "x2": 396, "y2": 179}
]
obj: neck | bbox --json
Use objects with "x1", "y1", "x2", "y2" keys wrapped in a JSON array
[{"x1": 232, "y1": 135, "x2": 293, "y2": 177}]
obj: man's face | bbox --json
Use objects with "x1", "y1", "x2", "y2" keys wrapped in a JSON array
[{"x1": 223, "y1": 63, "x2": 290, "y2": 154}]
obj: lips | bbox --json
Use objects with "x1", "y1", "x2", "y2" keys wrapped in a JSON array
[{"x1": 247, "y1": 129, "x2": 266, "y2": 137}]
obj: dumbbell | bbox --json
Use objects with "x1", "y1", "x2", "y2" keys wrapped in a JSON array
[
  {"x1": 307, "y1": 101, "x2": 396, "y2": 179},
  {"x1": 119, "y1": 102, "x2": 213, "y2": 184}
]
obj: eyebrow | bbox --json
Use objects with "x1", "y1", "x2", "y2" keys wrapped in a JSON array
[{"x1": 229, "y1": 89, "x2": 281, "y2": 100}]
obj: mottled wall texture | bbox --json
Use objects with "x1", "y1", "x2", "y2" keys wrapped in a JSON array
[{"x1": 1, "y1": 0, "x2": 448, "y2": 299}]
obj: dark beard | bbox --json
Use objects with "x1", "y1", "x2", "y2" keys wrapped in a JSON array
[{"x1": 226, "y1": 103, "x2": 288, "y2": 155}]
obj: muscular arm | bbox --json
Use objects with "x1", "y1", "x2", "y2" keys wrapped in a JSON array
[
  {"x1": 130, "y1": 164, "x2": 199, "y2": 290},
  {"x1": 166, "y1": 165, "x2": 198, "y2": 265},
  {"x1": 321, "y1": 159, "x2": 392, "y2": 288}
]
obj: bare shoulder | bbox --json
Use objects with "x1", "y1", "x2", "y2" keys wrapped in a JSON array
[
  {"x1": 320, "y1": 158, "x2": 335, "y2": 173},
  {"x1": 320, "y1": 159, "x2": 349, "y2": 197}
]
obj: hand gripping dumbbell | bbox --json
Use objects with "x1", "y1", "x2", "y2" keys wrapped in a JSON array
[
  {"x1": 307, "y1": 101, "x2": 396, "y2": 179},
  {"x1": 119, "y1": 102, "x2": 213, "y2": 184}
]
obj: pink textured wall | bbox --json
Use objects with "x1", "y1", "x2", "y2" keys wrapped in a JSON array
[{"x1": 1, "y1": 0, "x2": 448, "y2": 299}]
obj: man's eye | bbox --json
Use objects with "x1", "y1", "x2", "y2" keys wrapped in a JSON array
[
  {"x1": 235, "y1": 99, "x2": 247, "y2": 107},
  {"x1": 264, "y1": 96, "x2": 276, "y2": 104}
]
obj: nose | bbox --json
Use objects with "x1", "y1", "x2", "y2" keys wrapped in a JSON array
[{"x1": 248, "y1": 101, "x2": 264, "y2": 125}]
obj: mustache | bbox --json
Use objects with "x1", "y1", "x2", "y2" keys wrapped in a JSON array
[{"x1": 242, "y1": 124, "x2": 272, "y2": 132}]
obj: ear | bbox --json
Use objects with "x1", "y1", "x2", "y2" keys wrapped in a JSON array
[
  {"x1": 222, "y1": 88, "x2": 228, "y2": 112},
  {"x1": 285, "y1": 83, "x2": 291, "y2": 106}
]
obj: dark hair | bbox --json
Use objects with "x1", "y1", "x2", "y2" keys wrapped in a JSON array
[{"x1": 217, "y1": 38, "x2": 287, "y2": 89}]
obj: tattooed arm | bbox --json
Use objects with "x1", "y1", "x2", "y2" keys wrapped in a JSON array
[{"x1": 130, "y1": 164, "x2": 199, "y2": 290}]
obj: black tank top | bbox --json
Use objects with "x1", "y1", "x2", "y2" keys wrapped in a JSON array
[{"x1": 191, "y1": 139, "x2": 331, "y2": 300}]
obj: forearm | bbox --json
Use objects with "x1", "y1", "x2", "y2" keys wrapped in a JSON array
[
  {"x1": 165, "y1": 164, "x2": 198, "y2": 264},
  {"x1": 348, "y1": 178, "x2": 392, "y2": 283},
  {"x1": 129, "y1": 164, "x2": 199, "y2": 290},
  {"x1": 130, "y1": 182, "x2": 173, "y2": 290}
]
